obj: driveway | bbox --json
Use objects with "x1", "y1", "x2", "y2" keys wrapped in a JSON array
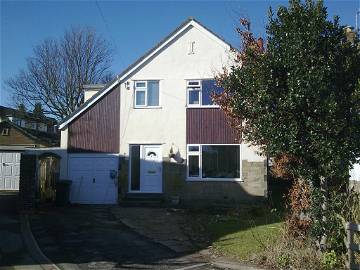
[
  {"x1": 0, "y1": 191, "x2": 42, "y2": 270},
  {"x1": 29, "y1": 205, "x2": 222, "y2": 270}
]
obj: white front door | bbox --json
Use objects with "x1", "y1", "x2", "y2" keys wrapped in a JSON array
[
  {"x1": 141, "y1": 145, "x2": 162, "y2": 193},
  {"x1": 0, "y1": 152, "x2": 21, "y2": 191},
  {"x1": 68, "y1": 154, "x2": 118, "y2": 204},
  {"x1": 129, "y1": 145, "x2": 162, "y2": 193}
]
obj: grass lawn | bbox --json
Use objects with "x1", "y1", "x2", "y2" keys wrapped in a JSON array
[
  {"x1": 188, "y1": 205, "x2": 284, "y2": 261},
  {"x1": 209, "y1": 219, "x2": 283, "y2": 260}
]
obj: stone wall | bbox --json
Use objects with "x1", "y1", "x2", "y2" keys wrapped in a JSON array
[
  {"x1": 162, "y1": 158, "x2": 267, "y2": 205},
  {"x1": 118, "y1": 157, "x2": 267, "y2": 205}
]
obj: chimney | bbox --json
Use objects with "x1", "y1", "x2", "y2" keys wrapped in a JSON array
[{"x1": 83, "y1": 84, "x2": 105, "y2": 102}]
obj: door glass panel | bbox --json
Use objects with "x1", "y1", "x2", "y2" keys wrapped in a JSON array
[{"x1": 130, "y1": 145, "x2": 140, "y2": 190}]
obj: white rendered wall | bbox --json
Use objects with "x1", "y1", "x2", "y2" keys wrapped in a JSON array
[
  {"x1": 84, "y1": 90, "x2": 99, "y2": 102},
  {"x1": 119, "y1": 25, "x2": 266, "y2": 167},
  {"x1": 350, "y1": 163, "x2": 360, "y2": 181}
]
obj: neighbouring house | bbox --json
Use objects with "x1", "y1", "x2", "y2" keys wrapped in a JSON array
[
  {"x1": 349, "y1": 165, "x2": 360, "y2": 193},
  {"x1": 56, "y1": 18, "x2": 268, "y2": 205},
  {"x1": 0, "y1": 105, "x2": 59, "y2": 191}
]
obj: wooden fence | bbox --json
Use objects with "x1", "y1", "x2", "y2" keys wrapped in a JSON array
[{"x1": 346, "y1": 222, "x2": 360, "y2": 270}]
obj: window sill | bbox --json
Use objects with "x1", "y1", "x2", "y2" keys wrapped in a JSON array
[
  {"x1": 134, "y1": 106, "x2": 162, "y2": 109},
  {"x1": 186, "y1": 178, "x2": 243, "y2": 182}
]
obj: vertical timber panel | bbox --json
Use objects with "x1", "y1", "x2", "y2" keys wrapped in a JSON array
[{"x1": 68, "y1": 87, "x2": 120, "y2": 153}]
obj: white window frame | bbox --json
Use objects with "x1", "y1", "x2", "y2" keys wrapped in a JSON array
[
  {"x1": 187, "y1": 144, "x2": 201, "y2": 179},
  {"x1": 186, "y1": 79, "x2": 220, "y2": 108},
  {"x1": 186, "y1": 144, "x2": 242, "y2": 182},
  {"x1": 134, "y1": 81, "x2": 147, "y2": 108},
  {"x1": 1, "y1": 128, "x2": 9, "y2": 136},
  {"x1": 134, "y1": 80, "x2": 161, "y2": 108}
]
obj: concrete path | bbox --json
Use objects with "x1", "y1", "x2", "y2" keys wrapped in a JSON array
[{"x1": 0, "y1": 191, "x2": 42, "y2": 270}]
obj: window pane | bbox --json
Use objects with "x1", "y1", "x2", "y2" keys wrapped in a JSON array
[
  {"x1": 202, "y1": 79, "x2": 223, "y2": 105},
  {"x1": 188, "y1": 81, "x2": 200, "y2": 86},
  {"x1": 147, "y1": 81, "x2": 159, "y2": 106},
  {"x1": 136, "y1": 82, "x2": 146, "y2": 88},
  {"x1": 189, "y1": 90, "x2": 200, "y2": 105},
  {"x1": 202, "y1": 145, "x2": 240, "y2": 178},
  {"x1": 135, "y1": 90, "x2": 146, "y2": 106},
  {"x1": 130, "y1": 145, "x2": 140, "y2": 191},
  {"x1": 188, "y1": 155, "x2": 199, "y2": 177},
  {"x1": 188, "y1": 145, "x2": 199, "y2": 152}
]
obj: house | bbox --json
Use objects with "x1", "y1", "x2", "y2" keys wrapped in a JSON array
[
  {"x1": 349, "y1": 165, "x2": 360, "y2": 193},
  {"x1": 57, "y1": 18, "x2": 268, "y2": 205},
  {"x1": 0, "y1": 105, "x2": 59, "y2": 191}
]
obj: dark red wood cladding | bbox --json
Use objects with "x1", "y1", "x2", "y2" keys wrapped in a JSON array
[
  {"x1": 186, "y1": 108, "x2": 238, "y2": 144},
  {"x1": 68, "y1": 87, "x2": 120, "y2": 153}
]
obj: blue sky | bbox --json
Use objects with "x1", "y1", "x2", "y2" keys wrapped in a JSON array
[{"x1": 1, "y1": 0, "x2": 359, "y2": 107}]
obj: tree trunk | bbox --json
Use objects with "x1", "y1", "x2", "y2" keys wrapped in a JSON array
[{"x1": 320, "y1": 176, "x2": 328, "y2": 251}]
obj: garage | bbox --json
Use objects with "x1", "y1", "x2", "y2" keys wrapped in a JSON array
[
  {"x1": 68, "y1": 154, "x2": 119, "y2": 204},
  {"x1": 0, "y1": 152, "x2": 21, "y2": 190}
]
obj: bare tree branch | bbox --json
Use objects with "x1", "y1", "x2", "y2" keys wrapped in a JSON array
[{"x1": 6, "y1": 26, "x2": 114, "y2": 119}]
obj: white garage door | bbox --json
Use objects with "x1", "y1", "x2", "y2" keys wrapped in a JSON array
[
  {"x1": 68, "y1": 154, "x2": 119, "y2": 204},
  {"x1": 0, "y1": 152, "x2": 21, "y2": 190}
]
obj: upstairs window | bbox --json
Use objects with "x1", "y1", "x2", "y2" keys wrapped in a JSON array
[
  {"x1": 187, "y1": 80, "x2": 201, "y2": 105},
  {"x1": 134, "y1": 81, "x2": 160, "y2": 108},
  {"x1": 187, "y1": 79, "x2": 223, "y2": 107}
]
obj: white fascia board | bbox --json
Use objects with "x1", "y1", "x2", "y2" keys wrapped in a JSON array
[{"x1": 59, "y1": 20, "x2": 230, "y2": 130}]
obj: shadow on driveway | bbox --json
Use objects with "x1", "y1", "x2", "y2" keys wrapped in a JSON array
[
  {"x1": 29, "y1": 205, "x2": 215, "y2": 270},
  {"x1": 0, "y1": 191, "x2": 42, "y2": 269}
]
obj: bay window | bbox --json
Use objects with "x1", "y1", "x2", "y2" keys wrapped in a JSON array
[{"x1": 187, "y1": 144, "x2": 241, "y2": 180}]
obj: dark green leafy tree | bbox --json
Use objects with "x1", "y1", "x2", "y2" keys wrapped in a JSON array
[{"x1": 214, "y1": 0, "x2": 360, "y2": 251}]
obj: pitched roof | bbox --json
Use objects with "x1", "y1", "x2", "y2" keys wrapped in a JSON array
[
  {"x1": 59, "y1": 17, "x2": 233, "y2": 129},
  {"x1": 0, "y1": 105, "x2": 57, "y2": 125},
  {"x1": 0, "y1": 120, "x2": 60, "y2": 146}
]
